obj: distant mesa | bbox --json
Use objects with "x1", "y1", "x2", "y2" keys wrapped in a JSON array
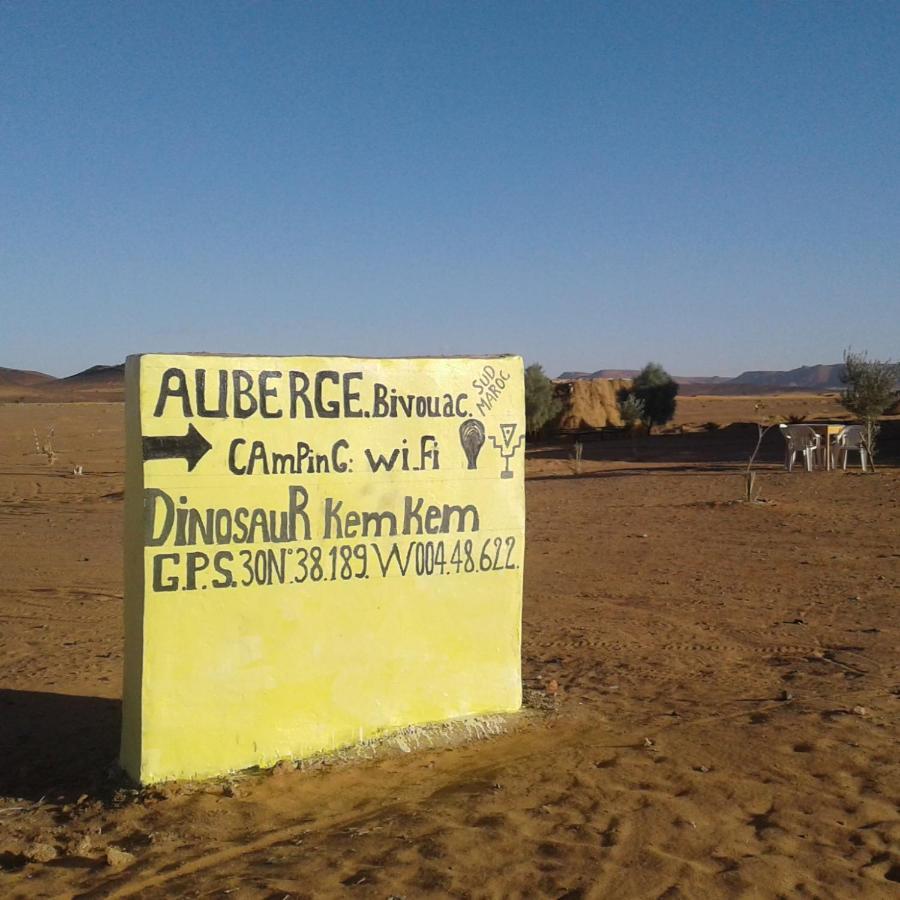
[
  {"x1": 728, "y1": 364, "x2": 844, "y2": 389},
  {"x1": 558, "y1": 369, "x2": 641, "y2": 381},
  {"x1": 558, "y1": 363, "x2": 847, "y2": 395},
  {"x1": 559, "y1": 369, "x2": 729, "y2": 385}
]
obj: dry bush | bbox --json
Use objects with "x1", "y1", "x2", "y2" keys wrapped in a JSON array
[
  {"x1": 32, "y1": 426, "x2": 57, "y2": 465},
  {"x1": 571, "y1": 440, "x2": 584, "y2": 475},
  {"x1": 745, "y1": 402, "x2": 780, "y2": 502}
]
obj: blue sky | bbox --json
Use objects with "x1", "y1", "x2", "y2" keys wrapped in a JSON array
[{"x1": 2, "y1": 1, "x2": 898, "y2": 378}]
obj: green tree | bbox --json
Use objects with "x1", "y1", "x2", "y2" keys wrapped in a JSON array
[
  {"x1": 524, "y1": 363, "x2": 562, "y2": 436},
  {"x1": 840, "y1": 349, "x2": 898, "y2": 460},
  {"x1": 628, "y1": 362, "x2": 679, "y2": 434}
]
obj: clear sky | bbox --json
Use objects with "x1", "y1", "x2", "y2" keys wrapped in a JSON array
[{"x1": 2, "y1": 1, "x2": 898, "y2": 378}]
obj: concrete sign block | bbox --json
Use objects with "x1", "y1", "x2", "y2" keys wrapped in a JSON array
[{"x1": 121, "y1": 354, "x2": 525, "y2": 783}]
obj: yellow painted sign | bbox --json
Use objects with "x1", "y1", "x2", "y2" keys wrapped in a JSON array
[{"x1": 121, "y1": 354, "x2": 525, "y2": 783}]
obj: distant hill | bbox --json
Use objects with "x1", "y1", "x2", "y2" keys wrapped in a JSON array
[
  {"x1": 0, "y1": 358, "x2": 863, "y2": 404},
  {"x1": 558, "y1": 363, "x2": 847, "y2": 393},
  {"x1": 39, "y1": 363, "x2": 125, "y2": 401},
  {"x1": 729, "y1": 364, "x2": 844, "y2": 389},
  {"x1": 59, "y1": 363, "x2": 125, "y2": 386},
  {"x1": 0, "y1": 366, "x2": 55, "y2": 388},
  {"x1": 558, "y1": 369, "x2": 734, "y2": 386},
  {"x1": 559, "y1": 369, "x2": 640, "y2": 381},
  {"x1": 0, "y1": 362, "x2": 125, "y2": 403}
]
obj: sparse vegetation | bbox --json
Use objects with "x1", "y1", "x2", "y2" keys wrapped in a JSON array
[
  {"x1": 702, "y1": 421, "x2": 720, "y2": 432},
  {"x1": 839, "y1": 349, "x2": 898, "y2": 461},
  {"x1": 617, "y1": 394, "x2": 646, "y2": 432},
  {"x1": 744, "y1": 402, "x2": 779, "y2": 502},
  {"x1": 524, "y1": 363, "x2": 563, "y2": 437},
  {"x1": 617, "y1": 392, "x2": 646, "y2": 459},
  {"x1": 618, "y1": 363, "x2": 678, "y2": 435},
  {"x1": 571, "y1": 440, "x2": 584, "y2": 475},
  {"x1": 32, "y1": 426, "x2": 56, "y2": 465},
  {"x1": 787, "y1": 413, "x2": 807, "y2": 424}
]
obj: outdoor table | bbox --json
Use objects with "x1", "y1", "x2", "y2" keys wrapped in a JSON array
[{"x1": 805, "y1": 423, "x2": 845, "y2": 470}]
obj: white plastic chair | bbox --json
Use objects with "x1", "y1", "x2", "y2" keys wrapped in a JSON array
[
  {"x1": 834, "y1": 425, "x2": 869, "y2": 472},
  {"x1": 779, "y1": 424, "x2": 822, "y2": 472}
]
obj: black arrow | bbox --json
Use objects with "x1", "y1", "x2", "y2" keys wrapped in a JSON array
[{"x1": 142, "y1": 424, "x2": 212, "y2": 472}]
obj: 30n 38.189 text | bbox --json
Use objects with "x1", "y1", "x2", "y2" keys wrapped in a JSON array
[{"x1": 150, "y1": 536, "x2": 519, "y2": 592}]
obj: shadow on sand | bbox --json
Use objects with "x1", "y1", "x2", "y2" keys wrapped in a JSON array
[
  {"x1": 526, "y1": 420, "x2": 900, "y2": 469},
  {"x1": 530, "y1": 422, "x2": 777, "y2": 458},
  {"x1": 525, "y1": 463, "x2": 761, "y2": 483},
  {"x1": 0, "y1": 689, "x2": 121, "y2": 801}
]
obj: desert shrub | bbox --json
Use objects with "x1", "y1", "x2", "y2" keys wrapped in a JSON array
[
  {"x1": 702, "y1": 421, "x2": 720, "y2": 432},
  {"x1": 840, "y1": 350, "x2": 899, "y2": 459},
  {"x1": 33, "y1": 426, "x2": 56, "y2": 465},
  {"x1": 617, "y1": 392, "x2": 645, "y2": 432},
  {"x1": 744, "y1": 402, "x2": 778, "y2": 502},
  {"x1": 618, "y1": 363, "x2": 678, "y2": 434},
  {"x1": 571, "y1": 440, "x2": 584, "y2": 474},
  {"x1": 524, "y1": 363, "x2": 562, "y2": 436},
  {"x1": 787, "y1": 413, "x2": 807, "y2": 424}
]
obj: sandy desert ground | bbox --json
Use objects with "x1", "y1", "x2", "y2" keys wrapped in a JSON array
[{"x1": 1, "y1": 396, "x2": 898, "y2": 898}]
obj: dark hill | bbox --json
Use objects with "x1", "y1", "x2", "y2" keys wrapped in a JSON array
[
  {"x1": 35, "y1": 363, "x2": 125, "y2": 402},
  {"x1": 60, "y1": 364, "x2": 126, "y2": 384},
  {"x1": 0, "y1": 366, "x2": 56, "y2": 388}
]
